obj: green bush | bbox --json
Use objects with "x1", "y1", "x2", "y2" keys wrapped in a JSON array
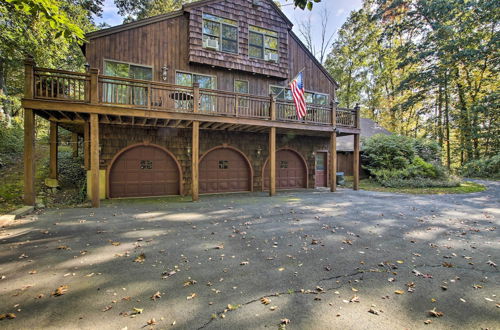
[
  {"x1": 460, "y1": 155, "x2": 500, "y2": 179},
  {"x1": 0, "y1": 121, "x2": 23, "y2": 166},
  {"x1": 57, "y1": 149, "x2": 87, "y2": 203},
  {"x1": 362, "y1": 134, "x2": 415, "y2": 170},
  {"x1": 362, "y1": 134, "x2": 457, "y2": 188}
]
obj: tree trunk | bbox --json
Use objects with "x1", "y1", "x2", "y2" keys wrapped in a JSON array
[
  {"x1": 0, "y1": 57, "x2": 9, "y2": 124},
  {"x1": 444, "y1": 72, "x2": 451, "y2": 170}
]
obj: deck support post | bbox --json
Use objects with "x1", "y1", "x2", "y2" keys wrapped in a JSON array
[
  {"x1": 84, "y1": 122, "x2": 90, "y2": 170},
  {"x1": 269, "y1": 127, "x2": 276, "y2": 196},
  {"x1": 71, "y1": 132, "x2": 78, "y2": 157},
  {"x1": 353, "y1": 133, "x2": 360, "y2": 191},
  {"x1": 49, "y1": 121, "x2": 58, "y2": 180},
  {"x1": 90, "y1": 113, "x2": 100, "y2": 207},
  {"x1": 23, "y1": 109, "x2": 36, "y2": 206},
  {"x1": 329, "y1": 131, "x2": 337, "y2": 192},
  {"x1": 191, "y1": 121, "x2": 200, "y2": 201}
]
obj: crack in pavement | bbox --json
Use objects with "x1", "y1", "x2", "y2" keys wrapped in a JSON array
[{"x1": 196, "y1": 269, "x2": 367, "y2": 330}]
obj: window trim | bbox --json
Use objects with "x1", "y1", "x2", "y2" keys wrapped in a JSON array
[
  {"x1": 269, "y1": 84, "x2": 330, "y2": 105},
  {"x1": 248, "y1": 25, "x2": 279, "y2": 62},
  {"x1": 103, "y1": 59, "x2": 154, "y2": 80},
  {"x1": 202, "y1": 12, "x2": 239, "y2": 55},
  {"x1": 234, "y1": 79, "x2": 249, "y2": 94},
  {"x1": 175, "y1": 70, "x2": 218, "y2": 89}
]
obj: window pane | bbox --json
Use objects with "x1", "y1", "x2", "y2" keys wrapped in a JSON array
[
  {"x1": 314, "y1": 94, "x2": 328, "y2": 105},
  {"x1": 130, "y1": 65, "x2": 152, "y2": 80},
  {"x1": 249, "y1": 25, "x2": 278, "y2": 37},
  {"x1": 265, "y1": 36, "x2": 278, "y2": 50},
  {"x1": 203, "y1": 13, "x2": 236, "y2": 26},
  {"x1": 264, "y1": 49, "x2": 278, "y2": 61},
  {"x1": 194, "y1": 75, "x2": 215, "y2": 89},
  {"x1": 203, "y1": 20, "x2": 220, "y2": 36},
  {"x1": 305, "y1": 92, "x2": 313, "y2": 103},
  {"x1": 176, "y1": 72, "x2": 192, "y2": 86},
  {"x1": 221, "y1": 39, "x2": 237, "y2": 53},
  {"x1": 222, "y1": 24, "x2": 237, "y2": 41},
  {"x1": 249, "y1": 45, "x2": 263, "y2": 59},
  {"x1": 104, "y1": 61, "x2": 129, "y2": 78},
  {"x1": 270, "y1": 86, "x2": 285, "y2": 99},
  {"x1": 284, "y1": 89, "x2": 293, "y2": 101},
  {"x1": 249, "y1": 32, "x2": 263, "y2": 46},
  {"x1": 234, "y1": 80, "x2": 249, "y2": 93}
]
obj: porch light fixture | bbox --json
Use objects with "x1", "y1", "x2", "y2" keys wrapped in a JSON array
[
  {"x1": 256, "y1": 145, "x2": 262, "y2": 157},
  {"x1": 161, "y1": 65, "x2": 168, "y2": 81},
  {"x1": 186, "y1": 146, "x2": 191, "y2": 156},
  {"x1": 84, "y1": 63, "x2": 90, "y2": 72}
]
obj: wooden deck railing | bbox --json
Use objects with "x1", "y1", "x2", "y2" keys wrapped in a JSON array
[{"x1": 29, "y1": 66, "x2": 360, "y2": 129}]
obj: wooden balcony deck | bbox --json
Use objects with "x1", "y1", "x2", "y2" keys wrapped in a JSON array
[{"x1": 22, "y1": 66, "x2": 360, "y2": 135}]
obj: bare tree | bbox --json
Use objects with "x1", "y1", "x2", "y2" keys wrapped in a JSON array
[{"x1": 297, "y1": 6, "x2": 335, "y2": 64}]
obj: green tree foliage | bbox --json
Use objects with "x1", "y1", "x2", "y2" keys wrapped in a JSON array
[
  {"x1": 460, "y1": 155, "x2": 500, "y2": 179},
  {"x1": 0, "y1": 0, "x2": 101, "y2": 123},
  {"x1": 326, "y1": 0, "x2": 499, "y2": 170}
]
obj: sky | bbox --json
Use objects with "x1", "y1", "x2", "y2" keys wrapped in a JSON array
[{"x1": 94, "y1": 0, "x2": 363, "y2": 57}]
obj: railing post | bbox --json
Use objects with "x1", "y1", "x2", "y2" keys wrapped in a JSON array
[
  {"x1": 331, "y1": 100, "x2": 337, "y2": 127},
  {"x1": 354, "y1": 103, "x2": 361, "y2": 128},
  {"x1": 147, "y1": 83, "x2": 152, "y2": 110},
  {"x1": 235, "y1": 95, "x2": 239, "y2": 117},
  {"x1": 24, "y1": 57, "x2": 35, "y2": 99},
  {"x1": 270, "y1": 94, "x2": 276, "y2": 120},
  {"x1": 193, "y1": 82, "x2": 199, "y2": 113},
  {"x1": 90, "y1": 68, "x2": 99, "y2": 104}
]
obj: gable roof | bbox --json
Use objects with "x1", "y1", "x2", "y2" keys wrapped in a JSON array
[{"x1": 337, "y1": 118, "x2": 392, "y2": 151}]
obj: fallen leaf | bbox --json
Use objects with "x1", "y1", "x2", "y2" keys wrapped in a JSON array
[
  {"x1": 110, "y1": 241, "x2": 121, "y2": 246},
  {"x1": 214, "y1": 244, "x2": 224, "y2": 250},
  {"x1": 394, "y1": 290, "x2": 404, "y2": 295},
  {"x1": 57, "y1": 245, "x2": 70, "y2": 250},
  {"x1": 102, "y1": 305, "x2": 113, "y2": 312},
  {"x1": 368, "y1": 308, "x2": 379, "y2": 315},
  {"x1": 183, "y1": 280, "x2": 197, "y2": 287},
  {"x1": 147, "y1": 318, "x2": 156, "y2": 325},
  {"x1": 186, "y1": 293, "x2": 197, "y2": 300},
  {"x1": 134, "y1": 253, "x2": 146, "y2": 263},
  {"x1": 442, "y1": 262, "x2": 453, "y2": 268},
  {"x1": 351, "y1": 287, "x2": 358, "y2": 292},
  {"x1": 132, "y1": 307, "x2": 143, "y2": 314},
  {"x1": 396, "y1": 260, "x2": 404, "y2": 264},
  {"x1": 0, "y1": 313, "x2": 16, "y2": 320},
  {"x1": 52, "y1": 285, "x2": 68, "y2": 296},
  {"x1": 281, "y1": 318, "x2": 290, "y2": 325},
  {"x1": 227, "y1": 304, "x2": 240, "y2": 311},
  {"x1": 424, "y1": 319, "x2": 432, "y2": 325},
  {"x1": 350, "y1": 296, "x2": 360, "y2": 303},
  {"x1": 240, "y1": 261, "x2": 249, "y2": 265},
  {"x1": 261, "y1": 297, "x2": 271, "y2": 305},
  {"x1": 151, "y1": 291, "x2": 161, "y2": 301},
  {"x1": 428, "y1": 308, "x2": 444, "y2": 317},
  {"x1": 270, "y1": 306, "x2": 277, "y2": 311}
]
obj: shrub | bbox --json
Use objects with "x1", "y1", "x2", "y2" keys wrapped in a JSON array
[
  {"x1": 460, "y1": 155, "x2": 500, "y2": 179},
  {"x1": 362, "y1": 134, "x2": 415, "y2": 170},
  {"x1": 362, "y1": 134, "x2": 456, "y2": 188},
  {"x1": 0, "y1": 121, "x2": 23, "y2": 166},
  {"x1": 56, "y1": 149, "x2": 87, "y2": 203}
]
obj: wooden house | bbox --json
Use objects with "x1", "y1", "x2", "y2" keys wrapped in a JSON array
[{"x1": 21, "y1": 0, "x2": 361, "y2": 207}]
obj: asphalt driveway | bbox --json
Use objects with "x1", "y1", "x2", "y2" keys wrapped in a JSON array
[{"x1": 0, "y1": 181, "x2": 499, "y2": 329}]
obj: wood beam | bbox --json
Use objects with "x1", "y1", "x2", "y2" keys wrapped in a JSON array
[
  {"x1": 201, "y1": 122, "x2": 213, "y2": 129},
  {"x1": 90, "y1": 114, "x2": 100, "y2": 207},
  {"x1": 23, "y1": 109, "x2": 36, "y2": 205},
  {"x1": 192, "y1": 121, "x2": 200, "y2": 202},
  {"x1": 71, "y1": 132, "x2": 78, "y2": 158},
  {"x1": 22, "y1": 100, "x2": 338, "y2": 133},
  {"x1": 329, "y1": 131, "x2": 337, "y2": 192},
  {"x1": 84, "y1": 122, "x2": 90, "y2": 170},
  {"x1": 49, "y1": 121, "x2": 58, "y2": 179},
  {"x1": 269, "y1": 127, "x2": 276, "y2": 196},
  {"x1": 353, "y1": 133, "x2": 360, "y2": 191}
]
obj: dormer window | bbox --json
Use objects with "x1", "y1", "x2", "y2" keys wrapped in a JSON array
[
  {"x1": 249, "y1": 25, "x2": 279, "y2": 62},
  {"x1": 202, "y1": 13, "x2": 238, "y2": 54}
]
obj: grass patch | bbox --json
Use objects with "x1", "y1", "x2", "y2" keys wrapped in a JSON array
[{"x1": 355, "y1": 179, "x2": 486, "y2": 194}]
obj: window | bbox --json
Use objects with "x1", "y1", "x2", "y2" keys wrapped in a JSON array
[
  {"x1": 218, "y1": 160, "x2": 229, "y2": 169},
  {"x1": 202, "y1": 13, "x2": 238, "y2": 54},
  {"x1": 103, "y1": 60, "x2": 153, "y2": 106},
  {"x1": 234, "y1": 80, "x2": 249, "y2": 94},
  {"x1": 280, "y1": 160, "x2": 288, "y2": 169},
  {"x1": 175, "y1": 71, "x2": 217, "y2": 111},
  {"x1": 249, "y1": 25, "x2": 279, "y2": 62},
  {"x1": 270, "y1": 85, "x2": 329, "y2": 105},
  {"x1": 140, "y1": 160, "x2": 153, "y2": 170}
]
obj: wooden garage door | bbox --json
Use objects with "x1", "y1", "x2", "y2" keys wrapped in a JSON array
[
  {"x1": 109, "y1": 145, "x2": 180, "y2": 198},
  {"x1": 200, "y1": 148, "x2": 251, "y2": 193},
  {"x1": 264, "y1": 149, "x2": 307, "y2": 189}
]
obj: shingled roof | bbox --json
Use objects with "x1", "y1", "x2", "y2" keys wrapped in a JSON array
[{"x1": 337, "y1": 118, "x2": 391, "y2": 152}]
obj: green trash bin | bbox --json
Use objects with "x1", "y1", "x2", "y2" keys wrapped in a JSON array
[{"x1": 336, "y1": 172, "x2": 345, "y2": 186}]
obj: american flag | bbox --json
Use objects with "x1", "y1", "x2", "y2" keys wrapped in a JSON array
[{"x1": 289, "y1": 71, "x2": 307, "y2": 119}]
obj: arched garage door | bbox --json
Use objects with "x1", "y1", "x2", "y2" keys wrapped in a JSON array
[
  {"x1": 109, "y1": 144, "x2": 180, "y2": 198},
  {"x1": 264, "y1": 149, "x2": 307, "y2": 190},
  {"x1": 199, "y1": 147, "x2": 252, "y2": 194}
]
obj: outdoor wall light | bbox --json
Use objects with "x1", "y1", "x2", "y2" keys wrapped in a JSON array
[
  {"x1": 161, "y1": 65, "x2": 169, "y2": 81},
  {"x1": 84, "y1": 63, "x2": 90, "y2": 72},
  {"x1": 186, "y1": 146, "x2": 191, "y2": 156},
  {"x1": 256, "y1": 145, "x2": 262, "y2": 157}
]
